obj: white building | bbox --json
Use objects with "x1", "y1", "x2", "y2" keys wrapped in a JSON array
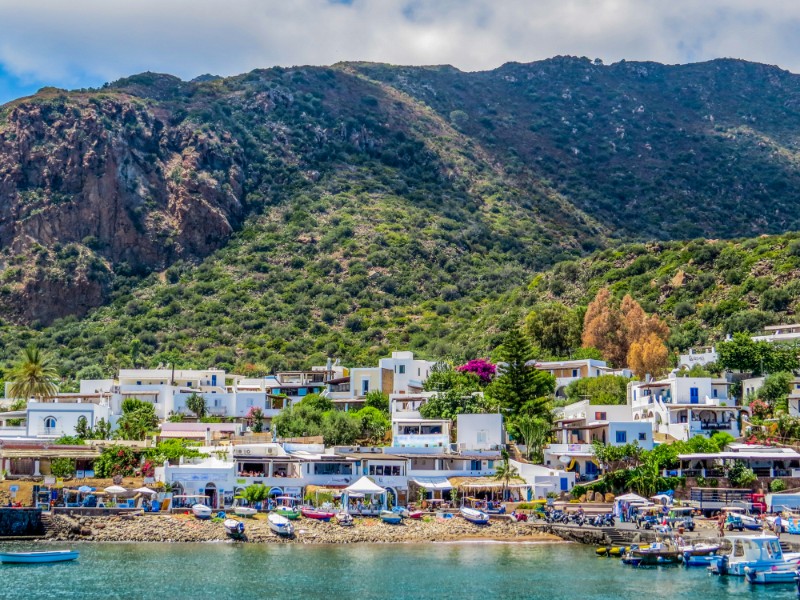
[
  {"x1": 628, "y1": 372, "x2": 740, "y2": 442},
  {"x1": 678, "y1": 346, "x2": 719, "y2": 369},
  {"x1": 391, "y1": 418, "x2": 450, "y2": 449},
  {"x1": 378, "y1": 351, "x2": 435, "y2": 395},
  {"x1": 456, "y1": 414, "x2": 505, "y2": 452},
  {"x1": 532, "y1": 359, "x2": 632, "y2": 397},
  {"x1": 752, "y1": 324, "x2": 800, "y2": 344}
]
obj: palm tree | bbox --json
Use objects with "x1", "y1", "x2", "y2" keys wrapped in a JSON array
[
  {"x1": 7, "y1": 345, "x2": 58, "y2": 401},
  {"x1": 493, "y1": 448, "x2": 520, "y2": 502}
]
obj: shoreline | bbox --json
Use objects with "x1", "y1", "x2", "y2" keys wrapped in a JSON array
[{"x1": 38, "y1": 513, "x2": 562, "y2": 545}]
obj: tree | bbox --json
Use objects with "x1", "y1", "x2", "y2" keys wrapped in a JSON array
[
  {"x1": 54, "y1": 435, "x2": 84, "y2": 445},
  {"x1": 525, "y1": 302, "x2": 582, "y2": 358},
  {"x1": 364, "y1": 390, "x2": 390, "y2": 413},
  {"x1": 493, "y1": 448, "x2": 519, "y2": 501},
  {"x1": 564, "y1": 375, "x2": 631, "y2": 405},
  {"x1": 627, "y1": 332, "x2": 670, "y2": 379},
  {"x1": 621, "y1": 294, "x2": 669, "y2": 346},
  {"x1": 145, "y1": 439, "x2": 206, "y2": 464},
  {"x1": 186, "y1": 393, "x2": 207, "y2": 419},
  {"x1": 6, "y1": 345, "x2": 59, "y2": 401},
  {"x1": 50, "y1": 457, "x2": 76, "y2": 478},
  {"x1": 717, "y1": 333, "x2": 799, "y2": 375},
  {"x1": 727, "y1": 460, "x2": 757, "y2": 488},
  {"x1": 241, "y1": 484, "x2": 269, "y2": 507},
  {"x1": 489, "y1": 326, "x2": 554, "y2": 420},
  {"x1": 93, "y1": 445, "x2": 140, "y2": 478},
  {"x1": 582, "y1": 288, "x2": 626, "y2": 366},
  {"x1": 75, "y1": 416, "x2": 91, "y2": 439},
  {"x1": 758, "y1": 372, "x2": 793, "y2": 413},
  {"x1": 355, "y1": 406, "x2": 390, "y2": 443},
  {"x1": 514, "y1": 415, "x2": 551, "y2": 462},
  {"x1": 456, "y1": 359, "x2": 497, "y2": 385},
  {"x1": 246, "y1": 406, "x2": 265, "y2": 433},
  {"x1": 115, "y1": 398, "x2": 158, "y2": 440},
  {"x1": 320, "y1": 410, "x2": 362, "y2": 446}
]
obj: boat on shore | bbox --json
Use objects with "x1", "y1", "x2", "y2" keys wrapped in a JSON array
[
  {"x1": 336, "y1": 512, "x2": 354, "y2": 526},
  {"x1": 408, "y1": 510, "x2": 424, "y2": 520},
  {"x1": 0, "y1": 550, "x2": 79, "y2": 564},
  {"x1": 460, "y1": 507, "x2": 490, "y2": 525},
  {"x1": 380, "y1": 510, "x2": 403, "y2": 524},
  {"x1": 232, "y1": 498, "x2": 258, "y2": 517},
  {"x1": 191, "y1": 504, "x2": 212, "y2": 519},
  {"x1": 391, "y1": 506, "x2": 409, "y2": 518},
  {"x1": 223, "y1": 518, "x2": 246, "y2": 540},
  {"x1": 273, "y1": 496, "x2": 301, "y2": 520},
  {"x1": 301, "y1": 507, "x2": 335, "y2": 522},
  {"x1": 268, "y1": 513, "x2": 295, "y2": 537}
]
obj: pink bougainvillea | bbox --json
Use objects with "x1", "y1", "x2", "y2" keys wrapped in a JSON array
[{"x1": 457, "y1": 358, "x2": 497, "y2": 385}]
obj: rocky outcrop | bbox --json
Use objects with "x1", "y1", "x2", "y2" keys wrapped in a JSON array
[{"x1": 0, "y1": 93, "x2": 244, "y2": 323}]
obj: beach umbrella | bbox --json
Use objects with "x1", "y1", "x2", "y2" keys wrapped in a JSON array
[
  {"x1": 133, "y1": 487, "x2": 157, "y2": 496},
  {"x1": 105, "y1": 485, "x2": 127, "y2": 505},
  {"x1": 78, "y1": 485, "x2": 92, "y2": 494}
]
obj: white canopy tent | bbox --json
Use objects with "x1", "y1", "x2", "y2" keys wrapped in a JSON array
[{"x1": 342, "y1": 477, "x2": 387, "y2": 514}]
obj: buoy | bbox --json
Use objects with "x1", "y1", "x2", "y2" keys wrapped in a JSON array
[
  {"x1": 609, "y1": 547, "x2": 622, "y2": 556},
  {"x1": 596, "y1": 547, "x2": 609, "y2": 556}
]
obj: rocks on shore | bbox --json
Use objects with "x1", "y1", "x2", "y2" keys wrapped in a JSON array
[{"x1": 44, "y1": 513, "x2": 560, "y2": 545}]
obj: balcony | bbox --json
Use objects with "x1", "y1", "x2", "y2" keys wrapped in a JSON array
[
  {"x1": 698, "y1": 421, "x2": 733, "y2": 431},
  {"x1": 545, "y1": 443, "x2": 594, "y2": 455}
]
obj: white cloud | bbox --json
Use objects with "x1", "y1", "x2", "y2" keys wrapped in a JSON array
[{"x1": 0, "y1": 0, "x2": 799, "y2": 91}]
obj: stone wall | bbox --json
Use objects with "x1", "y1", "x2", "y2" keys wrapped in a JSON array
[{"x1": 0, "y1": 508, "x2": 44, "y2": 536}]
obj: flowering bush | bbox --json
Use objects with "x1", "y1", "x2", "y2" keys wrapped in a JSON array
[
  {"x1": 749, "y1": 398, "x2": 771, "y2": 420},
  {"x1": 246, "y1": 406, "x2": 265, "y2": 433},
  {"x1": 456, "y1": 358, "x2": 496, "y2": 385}
]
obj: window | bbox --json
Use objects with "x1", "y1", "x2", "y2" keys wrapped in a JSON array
[
  {"x1": 638, "y1": 432, "x2": 647, "y2": 441},
  {"x1": 417, "y1": 368, "x2": 421, "y2": 376},
  {"x1": 44, "y1": 416, "x2": 57, "y2": 429},
  {"x1": 572, "y1": 369, "x2": 578, "y2": 378},
  {"x1": 361, "y1": 379, "x2": 370, "y2": 395},
  {"x1": 398, "y1": 365, "x2": 405, "y2": 374},
  {"x1": 477, "y1": 430, "x2": 487, "y2": 444},
  {"x1": 313, "y1": 463, "x2": 353, "y2": 475},
  {"x1": 712, "y1": 388, "x2": 718, "y2": 398},
  {"x1": 615, "y1": 431, "x2": 627, "y2": 444},
  {"x1": 470, "y1": 460, "x2": 482, "y2": 471},
  {"x1": 596, "y1": 369, "x2": 600, "y2": 377},
  {"x1": 595, "y1": 412, "x2": 606, "y2": 420}
]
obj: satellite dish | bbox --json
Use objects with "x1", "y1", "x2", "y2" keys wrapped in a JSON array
[{"x1": 558, "y1": 455, "x2": 571, "y2": 465}]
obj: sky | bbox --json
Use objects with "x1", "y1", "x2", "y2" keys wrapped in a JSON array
[{"x1": 1, "y1": 0, "x2": 800, "y2": 104}]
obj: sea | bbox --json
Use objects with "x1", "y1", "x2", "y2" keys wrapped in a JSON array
[{"x1": 0, "y1": 541, "x2": 796, "y2": 599}]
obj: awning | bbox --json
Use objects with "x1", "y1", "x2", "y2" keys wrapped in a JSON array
[
  {"x1": 449, "y1": 476, "x2": 529, "y2": 490},
  {"x1": 409, "y1": 477, "x2": 452, "y2": 490},
  {"x1": 159, "y1": 431, "x2": 207, "y2": 439},
  {"x1": 345, "y1": 476, "x2": 386, "y2": 495}
]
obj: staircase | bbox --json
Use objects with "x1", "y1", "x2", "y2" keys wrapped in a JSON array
[
  {"x1": 40, "y1": 513, "x2": 57, "y2": 537},
  {"x1": 604, "y1": 528, "x2": 631, "y2": 546},
  {"x1": 508, "y1": 443, "x2": 525, "y2": 463}
]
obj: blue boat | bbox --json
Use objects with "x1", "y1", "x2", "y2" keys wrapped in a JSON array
[
  {"x1": 460, "y1": 507, "x2": 490, "y2": 525},
  {"x1": 0, "y1": 550, "x2": 79, "y2": 564},
  {"x1": 380, "y1": 510, "x2": 403, "y2": 524}
]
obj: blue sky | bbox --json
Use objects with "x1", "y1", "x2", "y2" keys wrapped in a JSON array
[{"x1": 1, "y1": 0, "x2": 799, "y2": 105}]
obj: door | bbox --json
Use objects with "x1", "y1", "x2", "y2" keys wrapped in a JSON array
[{"x1": 690, "y1": 387, "x2": 699, "y2": 404}]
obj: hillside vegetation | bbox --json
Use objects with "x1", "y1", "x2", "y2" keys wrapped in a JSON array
[{"x1": 2, "y1": 57, "x2": 800, "y2": 379}]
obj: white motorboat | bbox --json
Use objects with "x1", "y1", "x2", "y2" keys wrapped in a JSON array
[
  {"x1": 223, "y1": 518, "x2": 246, "y2": 539},
  {"x1": 708, "y1": 534, "x2": 800, "y2": 576},
  {"x1": 0, "y1": 550, "x2": 79, "y2": 564},
  {"x1": 234, "y1": 506, "x2": 258, "y2": 517},
  {"x1": 192, "y1": 504, "x2": 213, "y2": 519},
  {"x1": 268, "y1": 512, "x2": 295, "y2": 537},
  {"x1": 460, "y1": 507, "x2": 490, "y2": 525},
  {"x1": 336, "y1": 512, "x2": 354, "y2": 526}
]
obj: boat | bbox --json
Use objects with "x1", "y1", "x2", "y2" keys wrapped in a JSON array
[
  {"x1": 223, "y1": 518, "x2": 246, "y2": 540},
  {"x1": 232, "y1": 498, "x2": 258, "y2": 517},
  {"x1": 745, "y1": 566, "x2": 799, "y2": 585},
  {"x1": 273, "y1": 496, "x2": 301, "y2": 520},
  {"x1": 268, "y1": 513, "x2": 295, "y2": 537},
  {"x1": 408, "y1": 510, "x2": 424, "y2": 520},
  {"x1": 0, "y1": 550, "x2": 79, "y2": 564},
  {"x1": 336, "y1": 512, "x2": 354, "y2": 526},
  {"x1": 191, "y1": 504, "x2": 213, "y2": 519},
  {"x1": 622, "y1": 542, "x2": 683, "y2": 566},
  {"x1": 380, "y1": 510, "x2": 403, "y2": 524},
  {"x1": 708, "y1": 534, "x2": 800, "y2": 576},
  {"x1": 391, "y1": 506, "x2": 409, "y2": 518},
  {"x1": 460, "y1": 507, "x2": 490, "y2": 525},
  {"x1": 681, "y1": 543, "x2": 720, "y2": 556},
  {"x1": 301, "y1": 506, "x2": 336, "y2": 522}
]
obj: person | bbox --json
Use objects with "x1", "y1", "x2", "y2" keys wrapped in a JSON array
[
  {"x1": 775, "y1": 513, "x2": 783, "y2": 538},
  {"x1": 717, "y1": 512, "x2": 726, "y2": 538}
]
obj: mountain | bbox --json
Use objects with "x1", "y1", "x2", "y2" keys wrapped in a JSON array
[{"x1": 1, "y1": 57, "x2": 800, "y2": 376}]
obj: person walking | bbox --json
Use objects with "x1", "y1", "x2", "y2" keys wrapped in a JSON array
[
  {"x1": 774, "y1": 513, "x2": 783, "y2": 539},
  {"x1": 717, "y1": 511, "x2": 726, "y2": 538}
]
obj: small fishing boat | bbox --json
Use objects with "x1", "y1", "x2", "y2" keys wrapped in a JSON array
[
  {"x1": 268, "y1": 513, "x2": 295, "y2": 537},
  {"x1": 192, "y1": 504, "x2": 213, "y2": 519},
  {"x1": 232, "y1": 498, "x2": 258, "y2": 517},
  {"x1": 274, "y1": 496, "x2": 301, "y2": 520},
  {"x1": 708, "y1": 534, "x2": 800, "y2": 576},
  {"x1": 460, "y1": 506, "x2": 490, "y2": 525},
  {"x1": 301, "y1": 506, "x2": 336, "y2": 522},
  {"x1": 0, "y1": 550, "x2": 79, "y2": 564},
  {"x1": 391, "y1": 506, "x2": 409, "y2": 518},
  {"x1": 623, "y1": 543, "x2": 683, "y2": 566},
  {"x1": 336, "y1": 512, "x2": 354, "y2": 526},
  {"x1": 380, "y1": 510, "x2": 403, "y2": 524},
  {"x1": 223, "y1": 518, "x2": 246, "y2": 540},
  {"x1": 408, "y1": 510, "x2": 424, "y2": 520},
  {"x1": 681, "y1": 543, "x2": 720, "y2": 556}
]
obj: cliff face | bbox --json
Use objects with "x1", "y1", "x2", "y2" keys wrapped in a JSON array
[{"x1": 0, "y1": 93, "x2": 244, "y2": 323}]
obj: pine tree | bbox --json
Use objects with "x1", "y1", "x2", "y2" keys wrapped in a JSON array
[{"x1": 490, "y1": 326, "x2": 554, "y2": 420}]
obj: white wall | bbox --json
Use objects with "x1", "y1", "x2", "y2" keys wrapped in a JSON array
[
  {"x1": 26, "y1": 402, "x2": 110, "y2": 438},
  {"x1": 456, "y1": 413, "x2": 504, "y2": 450}
]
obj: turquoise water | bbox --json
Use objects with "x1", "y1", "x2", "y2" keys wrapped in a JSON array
[{"x1": 0, "y1": 541, "x2": 796, "y2": 599}]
